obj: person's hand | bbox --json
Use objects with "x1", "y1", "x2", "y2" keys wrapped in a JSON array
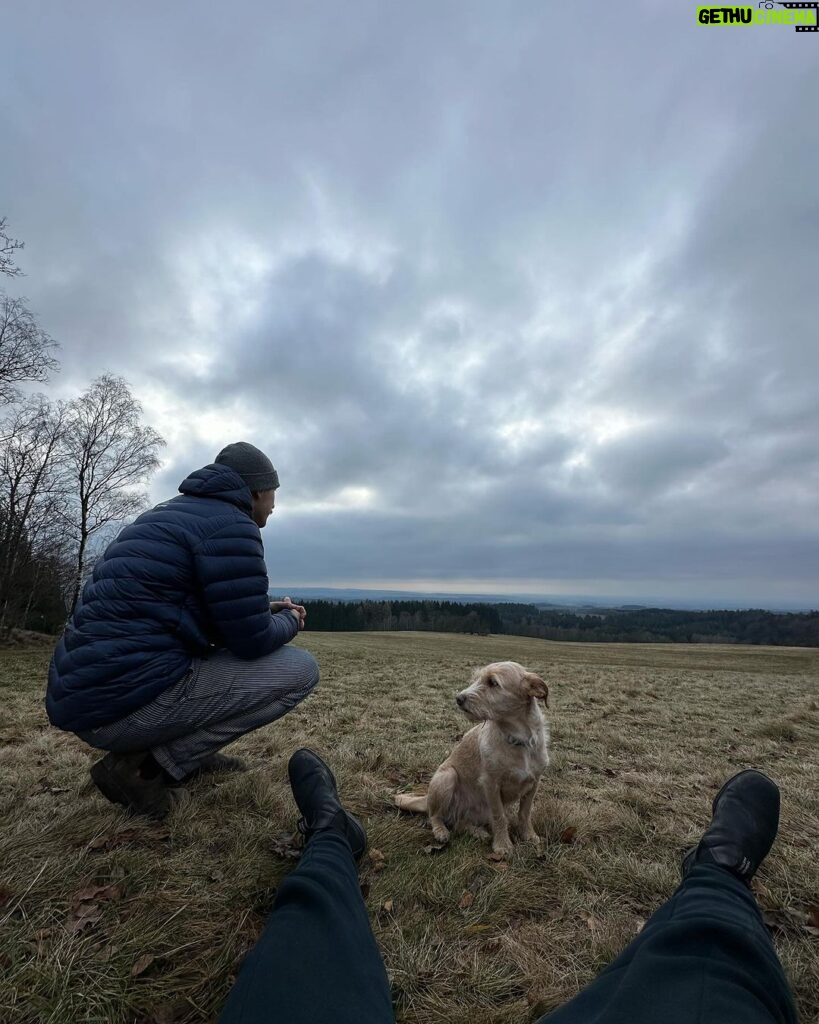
[{"x1": 270, "y1": 596, "x2": 307, "y2": 630}]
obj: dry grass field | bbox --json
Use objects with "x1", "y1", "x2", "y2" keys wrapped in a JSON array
[{"x1": 1, "y1": 631, "x2": 818, "y2": 1024}]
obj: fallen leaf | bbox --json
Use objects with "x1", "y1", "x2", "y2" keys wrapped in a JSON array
[
  {"x1": 97, "y1": 944, "x2": 120, "y2": 962},
  {"x1": 148, "y1": 999, "x2": 189, "y2": 1024},
  {"x1": 763, "y1": 910, "x2": 788, "y2": 935},
  {"x1": 87, "y1": 829, "x2": 139, "y2": 851},
  {"x1": 764, "y1": 905, "x2": 818, "y2": 936},
  {"x1": 382, "y1": 899, "x2": 394, "y2": 913},
  {"x1": 369, "y1": 849, "x2": 387, "y2": 872},
  {"x1": 271, "y1": 831, "x2": 302, "y2": 860},
  {"x1": 807, "y1": 905, "x2": 819, "y2": 929},
  {"x1": 423, "y1": 843, "x2": 446, "y2": 855},
  {"x1": 71, "y1": 883, "x2": 123, "y2": 909},
  {"x1": 559, "y1": 827, "x2": 577, "y2": 844},
  {"x1": 634, "y1": 918, "x2": 646, "y2": 935},
  {"x1": 38, "y1": 778, "x2": 70, "y2": 795},
  {"x1": 463, "y1": 923, "x2": 493, "y2": 935},
  {"x1": 458, "y1": 891, "x2": 475, "y2": 910},
  {"x1": 69, "y1": 903, "x2": 102, "y2": 934},
  {"x1": 585, "y1": 915, "x2": 602, "y2": 932},
  {"x1": 131, "y1": 953, "x2": 156, "y2": 977}
]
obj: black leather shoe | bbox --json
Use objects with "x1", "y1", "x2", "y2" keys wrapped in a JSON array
[
  {"x1": 89, "y1": 752, "x2": 171, "y2": 820},
  {"x1": 287, "y1": 748, "x2": 367, "y2": 861},
  {"x1": 682, "y1": 769, "x2": 780, "y2": 885}
]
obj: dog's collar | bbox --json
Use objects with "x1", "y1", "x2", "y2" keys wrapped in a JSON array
[{"x1": 505, "y1": 733, "x2": 536, "y2": 749}]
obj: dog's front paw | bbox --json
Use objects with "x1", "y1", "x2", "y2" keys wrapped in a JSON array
[
  {"x1": 431, "y1": 823, "x2": 451, "y2": 844},
  {"x1": 517, "y1": 824, "x2": 540, "y2": 844},
  {"x1": 520, "y1": 829, "x2": 541, "y2": 846},
  {"x1": 491, "y1": 838, "x2": 513, "y2": 857}
]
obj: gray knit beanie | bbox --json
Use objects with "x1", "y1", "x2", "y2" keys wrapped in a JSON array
[{"x1": 215, "y1": 442, "x2": 280, "y2": 491}]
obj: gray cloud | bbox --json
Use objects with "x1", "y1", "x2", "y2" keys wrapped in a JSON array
[{"x1": 2, "y1": 2, "x2": 817, "y2": 607}]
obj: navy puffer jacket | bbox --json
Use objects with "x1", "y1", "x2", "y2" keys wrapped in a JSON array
[{"x1": 46, "y1": 463, "x2": 299, "y2": 731}]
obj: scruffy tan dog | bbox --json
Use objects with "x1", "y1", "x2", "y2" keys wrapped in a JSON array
[{"x1": 394, "y1": 661, "x2": 550, "y2": 856}]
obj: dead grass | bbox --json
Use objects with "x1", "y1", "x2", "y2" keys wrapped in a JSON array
[{"x1": 1, "y1": 632, "x2": 818, "y2": 1023}]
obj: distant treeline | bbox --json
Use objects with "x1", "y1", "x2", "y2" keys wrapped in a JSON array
[{"x1": 296, "y1": 599, "x2": 819, "y2": 647}]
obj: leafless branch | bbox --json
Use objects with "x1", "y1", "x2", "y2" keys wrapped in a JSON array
[{"x1": 0, "y1": 217, "x2": 24, "y2": 278}]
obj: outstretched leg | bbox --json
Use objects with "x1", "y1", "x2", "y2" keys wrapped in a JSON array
[
  {"x1": 536, "y1": 770, "x2": 797, "y2": 1024},
  {"x1": 219, "y1": 832, "x2": 393, "y2": 1024},
  {"x1": 219, "y1": 750, "x2": 394, "y2": 1024},
  {"x1": 537, "y1": 863, "x2": 795, "y2": 1024}
]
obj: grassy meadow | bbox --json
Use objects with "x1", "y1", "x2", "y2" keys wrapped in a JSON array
[{"x1": 1, "y1": 631, "x2": 818, "y2": 1023}]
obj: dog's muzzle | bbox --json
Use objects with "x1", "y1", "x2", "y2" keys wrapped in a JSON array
[{"x1": 456, "y1": 692, "x2": 482, "y2": 720}]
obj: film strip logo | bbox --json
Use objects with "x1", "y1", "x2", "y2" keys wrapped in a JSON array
[{"x1": 772, "y1": 1, "x2": 819, "y2": 31}]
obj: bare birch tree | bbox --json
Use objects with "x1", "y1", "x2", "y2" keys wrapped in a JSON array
[
  {"x1": 62, "y1": 374, "x2": 165, "y2": 616},
  {"x1": 0, "y1": 295, "x2": 59, "y2": 409},
  {"x1": 0, "y1": 396, "x2": 69, "y2": 629}
]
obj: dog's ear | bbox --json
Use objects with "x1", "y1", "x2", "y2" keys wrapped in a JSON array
[{"x1": 525, "y1": 672, "x2": 549, "y2": 706}]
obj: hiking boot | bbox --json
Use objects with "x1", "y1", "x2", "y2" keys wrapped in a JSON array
[
  {"x1": 167, "y1": 753, "x2": 248, "y2": 786},
  {"x1": 682, "y1": 768, "x2": 780, "y2": 886},
  {"x1": 287, "y1": 748, "x2": 367, "y2": 861},
  {"x1": 89, "y1": 751, "x2": 171, "y2": 821}
]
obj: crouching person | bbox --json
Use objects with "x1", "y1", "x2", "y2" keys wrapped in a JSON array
[{"x1": 45, "y1": 441, "x2": 319, "y2": 820}]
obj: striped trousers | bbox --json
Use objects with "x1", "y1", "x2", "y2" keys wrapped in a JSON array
[{"x1": 76, "y1": 644, "x2": 319, "y2": 780}]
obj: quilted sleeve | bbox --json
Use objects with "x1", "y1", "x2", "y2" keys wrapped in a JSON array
[{"x1": 193, "y1": 518, "x2": 299, "y2": 659}]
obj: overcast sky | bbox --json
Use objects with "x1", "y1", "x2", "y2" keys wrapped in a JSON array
[{"x1": 2, "y1": 2, "x2": 817, "y2": 608}]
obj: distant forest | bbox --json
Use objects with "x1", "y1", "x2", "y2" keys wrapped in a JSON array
[{"x1": 296, "y1": 599, "x2": 819, "y2": 647}]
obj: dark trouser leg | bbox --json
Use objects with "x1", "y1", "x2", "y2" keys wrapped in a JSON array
[
  {"x1": 219, "y1": 831, "x2": 394, "y2": 1024},
  {"x1": 538, "y1": 864, "x2": 797, "y2": 1024},
  {"x1": 76, "y1": 646, "x2": 319, "y2": 780}
]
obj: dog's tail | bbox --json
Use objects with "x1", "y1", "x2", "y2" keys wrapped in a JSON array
[{"x1": 394, "y1": 792, "x2": 428, "y2": 813}]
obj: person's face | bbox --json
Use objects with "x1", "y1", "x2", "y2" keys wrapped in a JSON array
[{"x1": 251, "y1": 488, "x2": 276, "y2": 527}]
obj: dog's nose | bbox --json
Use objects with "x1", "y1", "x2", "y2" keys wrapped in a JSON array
[{"x1": 455, "y1": 693, "x2": 466, "y2": 707}]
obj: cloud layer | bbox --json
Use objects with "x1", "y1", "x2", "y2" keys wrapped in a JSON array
[{"x1": 3, "y1": 2, "x2": 817, "y2": 607}]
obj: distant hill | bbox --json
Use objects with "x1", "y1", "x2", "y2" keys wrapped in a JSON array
[
  {"x1": 280, "y1": 596, "x2": 819, "y2": 647},
  {"x1": 272, "y1": 586, "x2": 813, "y2": 614}
]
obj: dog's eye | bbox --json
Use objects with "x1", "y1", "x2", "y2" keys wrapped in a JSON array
[{"x1": 486, "y1": 676, "x2": 498, "y2": 688}]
